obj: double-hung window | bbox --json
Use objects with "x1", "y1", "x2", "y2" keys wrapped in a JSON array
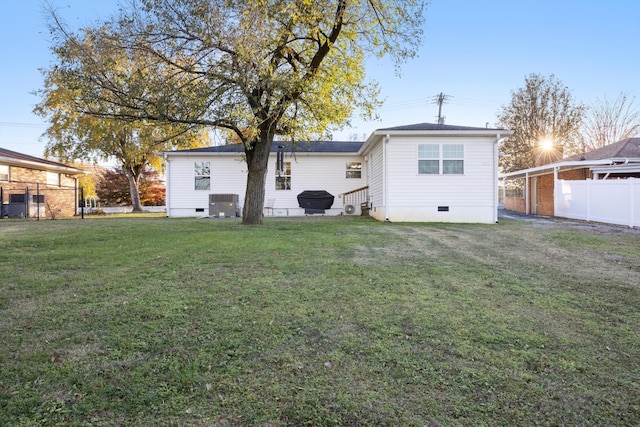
[
  {"x1": 275, "y1": 161, "x2": 291, "y2": 190},
  {"x1": 418, "y1": 144, "x2": 464, "y2": 175},
  {"x1": 346, "y1": 162, "x2": 362, "y2": 179},
  {"x1": 0, "y1": 165, "x2": 8, "y2": 182},
  {"x1": 46, "y1": 171, "x2": 60, "y2": 186},
  {"x1": 418, "y1": 144, "x2": 440, "y2": 174},
  {"x1": 442, "y1": 144, "x2": 464, "y2": 174},
  {"x1": 194, "y1": 161, "x2": 210, "y2": 190}
]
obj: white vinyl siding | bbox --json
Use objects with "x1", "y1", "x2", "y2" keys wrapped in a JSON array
[
  {"x1": 367, "y1": 143, "x2": 385, "y2": 213},
  {"x1": 165, "y1": 152, "x2": 365, "y2": 217},
  {"x1": 167, "y1": 156, "x2": 246, "y2": 216},
  {"x1": 385, "y1": 136, "x2": 496, "y2": 222},
  {"x1": 165, "y1": 131, "x2": 499, "y2": 223},
  {"x1": 265, "y1": 154, "x2": 364, "y2": 208}
]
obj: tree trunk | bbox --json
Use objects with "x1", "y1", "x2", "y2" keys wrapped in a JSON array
[
  {"x1": 123, "y1": 167, "x2": 144, "y2": 212},
  {"x1": 242, "y1": 135, "x2": 273, "y2": 225}
]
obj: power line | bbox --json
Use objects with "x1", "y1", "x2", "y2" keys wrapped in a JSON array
[
  {"x1": 0, "y1": 121, "x2": 48, "y2": 129},
  {"x1": 430, "y1": 92, "x2": 452, "y2": 124}
]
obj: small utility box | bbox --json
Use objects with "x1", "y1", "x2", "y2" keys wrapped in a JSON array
[{"x1": 209, "y1": 194, "x2": 240, "y2": 218}]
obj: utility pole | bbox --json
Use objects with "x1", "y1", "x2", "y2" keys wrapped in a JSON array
[{"x1": 431, "y1": 92, "x2": 451, "y2": 124}]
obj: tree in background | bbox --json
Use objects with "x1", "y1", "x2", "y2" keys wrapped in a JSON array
[
  {"x1": 138, "y1": 169, "x2": 166, "y2": 206},
  {"x1": 34, "y1": 22, "x2": 210, "y2": 212},
  {"x1": 44, "y1": 0, "x2": 427, "y2": 224},
  {"x1": 580, "y1": 91, "x2": 640, "y2": 152},
  {"x1": 496, "y1": 74, "x2": 586, "y2": 173},
  {"x1": 76, "y1": 167, "x2": 96, "y2": 199},
  {"x1": 96, "y1": 168, "x2": 165, "y2": 206}
]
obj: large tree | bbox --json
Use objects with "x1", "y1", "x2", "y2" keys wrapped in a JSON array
[
  {"x1": 496, "y1": 74, "x2": 586, "y2": 172},
  {"x1": 96, "y1": 167, "x2": 166, "y2": 207},
  {"x1": 34, "y1": 23, "x2": 211, "y2": 212},
  {"x1": 45, "y1": 0, "x2": 426, "y2": 224},
  {"x1": 580, "y1": 91, "x2": 640, "y2": 151}
]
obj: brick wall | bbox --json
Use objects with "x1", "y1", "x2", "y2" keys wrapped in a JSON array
[
  {"x1": 1, "y1": 165, "x2": 79, "y2": 218},
  {"x1": 531, "y1": 174, "x2": 554, "y2": 216},
  {"x1": 503, "y1": 197, "x2": 526, "y2": 213},
  {"x1": 558, "y1": 168, "x2": 591, "y2": 180},
  {"x1": 503, "y1": 167, "x2": 595, "y2": 217}
]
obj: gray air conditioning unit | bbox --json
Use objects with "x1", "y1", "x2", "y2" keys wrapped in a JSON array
[
  {"x1": 343, "y1": 204, "x2": 357, "y2": 215},
  {"x1": 7, "y1": 194, "x2": 27, "y2": 218},
  {"x1": 209, "y1": 194, "x2": 240, "y2": 218}
]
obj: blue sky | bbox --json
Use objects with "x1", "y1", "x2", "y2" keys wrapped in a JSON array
[{"x1": 1, "y1": 0, "x2": 639, "y2": 158}]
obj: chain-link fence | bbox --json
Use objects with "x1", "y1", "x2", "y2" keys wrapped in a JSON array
[{"x1": 0, "y1": 182, "x2": 80, "y2": 220}]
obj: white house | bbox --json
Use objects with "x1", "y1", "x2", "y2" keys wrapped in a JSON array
[
  {"x1": 362, "y1": 123, "x2": 512, "y2": 223},
  {"x1": 162, "y1": 140, "x2": 366, "y2": 218},
  {"x1": 161, "y1": 123, "x2": 512, "y2": 223}
]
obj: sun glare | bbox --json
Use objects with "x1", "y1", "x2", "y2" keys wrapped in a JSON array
[{"x1": 540, "y1": 139, "x2": 554, "y2": 151}]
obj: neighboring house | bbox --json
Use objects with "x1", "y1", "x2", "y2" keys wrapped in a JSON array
[
  {"x1": 162, "y1": 123, "x2": 512, "y2": 223},
  {"x1": 0, "y1": 147, "x2": 86, "y2": 218},
  {"x1": 501, "y1": 138, "x2": 640, "y2": 227}
]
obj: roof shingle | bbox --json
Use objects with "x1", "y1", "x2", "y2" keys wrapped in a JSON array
[
  {"x1": 377, "y1": 122, "x2": 508, "y2": 132},
  {"x1": 564, "y1": 138, "x2": 640, "y2": 161},
  {"x1": 0, "y1": 147, "x2": 85, "y2": 173},
  {"x1": 169, "y1": 140, "x2": 364, "y2": 154}
]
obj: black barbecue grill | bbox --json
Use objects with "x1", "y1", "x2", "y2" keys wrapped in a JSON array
[{"x1": 297, "y1": 190, "x2": 334, "y2": 214}]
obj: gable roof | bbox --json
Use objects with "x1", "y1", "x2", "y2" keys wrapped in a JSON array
[
  {"x1": 165, "y1": 140, "x2": 364, "y2": 155},
  {"x1": 501, "y1": 138, "x2": 640, "y2": 179},
  {"x1": 378, "y1": 122, "x2": 507, "y2": 132},
  {"x1": 360, "y1": 122, "x2": 512, "y2": 156},
  {"x1": 564, "y1": 138, "x2": 640, "y2": 161},
  {"x1": 164, "y1": 123, "x2": 513, "y2": 158},
  {"x1": 0, "y1": 147, "x2": 85, "y2": 175}
]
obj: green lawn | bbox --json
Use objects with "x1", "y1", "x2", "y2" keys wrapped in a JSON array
[{"x1": 1, "y1": 215, "x2": 639, "y2": 426}]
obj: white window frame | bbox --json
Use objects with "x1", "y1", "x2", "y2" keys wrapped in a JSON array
[
  {"x1": 418, "y1": 144, "x2": 464, "y2": 175},
  {"x1": 346, "y1": 162, "x2": 362, "y2": 179},
  {"x1": 46, "y1": 171, "x2": 60, "y2": 186},
  {"x1": 418, "y1": 144, "x2": 440, "y2": 174},
  {"x1": 0, "y1": 164, "x2": 8, "y2": 182},
  {"x1": 442, "y1": 144, "x2": 464, "y2": 175},
  {"x1": 194, "y1": 161, "x2": 210, "y2": 190},
  {"x1": 275, "y1": 161, "x2": 291, "y2": 190}
]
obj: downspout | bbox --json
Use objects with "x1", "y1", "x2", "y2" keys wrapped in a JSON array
[
  {"x1": 162, "y1": 153, "x2": 170, "y2": 217},
  {"x1": 501, "y1": 176, "x2": 506, "y2": 209},
  {"x1": 493, "y1": 134, "x2": 504, "y2": 223},
  {"x1": 74, "y1": 177, "x2": 78, "y2": 217},
  {"x1": 384, "y1": 134, "x2": 390, "y2": 221},
  {"x1": 525, "y1": 171, "x2": 530, "y2": 214}
]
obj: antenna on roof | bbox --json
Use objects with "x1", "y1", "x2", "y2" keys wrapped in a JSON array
[{"x1": 431, "y1": 92, "x2": 451, "y2": 124}]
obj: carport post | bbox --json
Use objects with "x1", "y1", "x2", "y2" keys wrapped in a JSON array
[
  {"x1": 525, "y1": 172, "x2": 529, "y2": 215},
  {"x1": 80, "y1": 187, "x2": 84, "y2": 219},
  {"x1": 553, "y1": 166, "x2": 559, "y2": 217}
]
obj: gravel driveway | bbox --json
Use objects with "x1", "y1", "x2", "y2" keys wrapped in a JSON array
[{"x1": 498, "y1": 209, "x2": 640, "y2": 236}]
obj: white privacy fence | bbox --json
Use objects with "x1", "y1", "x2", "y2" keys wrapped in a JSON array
[{"x1": 556, "y1": 178, "x2": 640, "y2": 227}]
